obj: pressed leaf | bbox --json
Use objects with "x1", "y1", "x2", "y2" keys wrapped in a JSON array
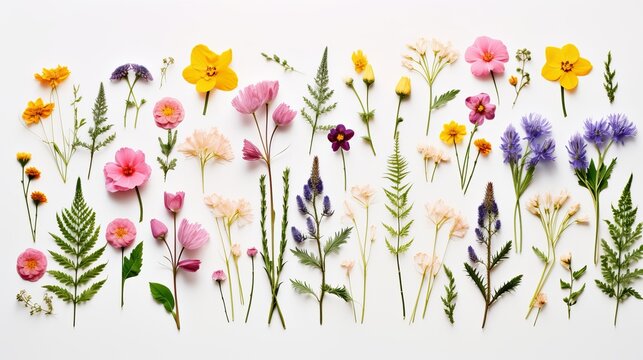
[
  {"x1": 291, "y1": 247, "x2": 321, "y2": 270},
  {"x1": 42, "y1": 285, "x2": 74, "y2": 302},
  {"x1": 77, "y1": 280, "x2": 106, "y2": 303},
  {"x1": 123, "y1": 242, "x2": 144, "y2": 280},
  {"x1": 431, "y1": 89, "x2": 460, "y2": 110},
  {"x1": 532, "y1": 246, "x2": 548, "y2": 264},
  {"x1": 149, "y1": 282, "x2": 175, "y2": 313},
  {"x1": 290, "y1": 279, "x2": 318, "y2": 300},
  {"x1": 490, "y1": 275, "x2": 522, "y2": 305},
  {"x1": 464, "y1": 263, "x2": 487, "y2": 299},
  {"x1": 322, "y1": 284, "x2": 351, "y2": 302},
  {"x1": 323, "y1": 227, "x2": 352, "y2": 256}
]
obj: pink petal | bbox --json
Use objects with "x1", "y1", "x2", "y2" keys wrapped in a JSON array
[{"x1": 470, "y1": 61, "x2": 490, "y2": 77}]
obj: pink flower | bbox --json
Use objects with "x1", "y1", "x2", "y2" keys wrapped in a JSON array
[
  {"x1": 465, "y1": 93, "x2": 496, "y2": 125},
  {"x1": 272, "y1": 102, "x2": 296, "y2": 126},
  {"x1": 153, "y1": 97, "x2": 185, "y2": 130},
  {"x1": 247, "y1": 247, "x2": 258, "y2": 257},
  {"x1": 242, "y1": 139, "x2": 264, "y2": 161},
  {"x1": 464, "y1": 36, "x2": 509, "y2": 77},
  {"x1": 105, "y1": 218, "x2": 137, "y2": 248},
  {"x1": 231, "y1": 80, "x2": 279, "y2": 114},
  {"x1": 177, "y1": 259, "x2": 201, "y2": 272},
  {"x1": 103, "y1": 147, "x2": 152, "y2": 192},
  {"x1": 256, "y1": 80, "x2": 279, "y2": 104},
  {"x1": 178, "y1": 218, "x2": 209, "y2": 250},
  {"x1": 212, "y1": 269, "x2": 226, "y2": 282},
  {"x1": 150, "y1": 219, "x2": 168, "y2": 240},
  {"x1": 164, "y1": 191, "x2": 185, "y2": 213},
  {"x1": 16, "y1": 248, "x2": 47, "y2": 282}
]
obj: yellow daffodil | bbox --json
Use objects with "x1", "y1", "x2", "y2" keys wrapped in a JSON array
[
  {"x1": 183, "y1": 44, "x2": 238, "y2": 115},
  {"x1": 22, "y1": 98, "x2": 54, "y2": 125},
  {"x1": 439, "y1": 121, "x2": 467, "y2": 145},
  {"x1": 35, "y1": 65, "x2": 70, "y2": 89},
  {"x1": 352, "y1": 50, "x2": 368, "y2": 73},
  {"x1": 541, "y1": 44, "x2": 592, "y2": 90},
  {"x1": 474, "y1": 138, "x2": 492, "y2": 156},
  {"x1": 395, "y1": 76, "x2": 411, "y2": 97}
]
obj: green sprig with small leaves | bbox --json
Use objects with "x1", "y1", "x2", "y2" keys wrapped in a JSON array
[
  {"x1": 510, "y1": 48, "x2": 531, "y2": 107},
  {"x1": 302, "y1": 47, "x2": 337, "y2": 154},
  {"x1": 160, "y1": 57, "x2": 174, "y2": 88},
  {"x1": 595, "y1": 174, "x2": 643, "y2": 326},
  {"x1": 16, "y1": 290, "x2": 54, "y2": 316},
  {"x1": 157, "y1": 129, "x2": 178, "y2": 182},
  {"x1": 603, "y1": 51, "x2": 618, "y2": 104},
  {"x1": 441, "y1": 265, "x2": 457, "y2": 324},
  {"x1": 43, "y1": 178, "x2": 107, "y2": 327},
  {"x1": 559, "y1": 253, "x2": 586, "y2": 319},
  {"x1": 261, "y1": 52, "x2": 297, "y2": 72},
  {"x1": 77, "y1": 82, "x2": 115, "y2": 180}
]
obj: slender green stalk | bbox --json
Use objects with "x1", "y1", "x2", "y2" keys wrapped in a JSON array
[
  {"x1": 490, "y1": 71, "x2": 500, "y2": 106},
  {"x1": 393, "y1": 97, "x2": 403, "y2": 138},
  {"x1": 218, "y1": 282, "x2": 230, "y2": 322},
  {"x1": 340, "y1": 149, "x2": 347, "y2": 191},
  {"x1": 202, "y1": 91, "x2": 210, "y2": 116},
  {"x1": 245, "y1": 257, "x2": 255, "y2": 323},
  {"x1": 560, "y1": 86, "x2": 567, "y2": 118},
  {"x1": 135, "y1": 186, "x2": 143, "y2": 223}
]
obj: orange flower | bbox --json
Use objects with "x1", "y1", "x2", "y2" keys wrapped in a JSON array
[
  {"x1": 22, "y1": 98, "x2": 54, "y2": 125},
  {"x1": 31, "y1": 191, "x2": 47, "y2": 205},
  {"x1": 35, "y1": 65, "x2": 70, "y2": 89},
  {"x1": 25, "y1": 167, "x2": 41, "y2": 180},
  {"x1": 16, "y1": 152, "x2": 31, "y2": 166},
  {"x1": 474, "y1": 138, "x2": 492, "y2": 156}
]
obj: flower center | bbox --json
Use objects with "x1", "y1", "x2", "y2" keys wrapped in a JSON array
[
  {"x1": 482, "y1": 52, "x2": 494, "y2": 62},
  {"x1": 122, "y1": 165, "x2": 135, "y2": 176},
  {"x1": 561, "y1": 61, "x2": 573, "y2": 72},
  {"x1": 114, "y1": 226, "x2": 128, "y2": 238},
  {"x1": 162, "y1": 105, "x2": 174, "y2": 116},
  {"x1": 477, "y1": 104, "x2": 485, "y2": 113},
  {"x1": 336, "y1": 134, "x2": 345, "y2": 141},
  {"x1": 25, "y1": 259, "x2": 37, "y2": 270},
  {"x1": 206, "y1": 66, "x2": 218, "y2": 77}
]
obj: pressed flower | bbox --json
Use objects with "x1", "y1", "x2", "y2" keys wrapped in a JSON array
[
  {"x1": 150, "y1": 219, "x2": 168, "y2": 240},
  {"x1": 528, "y1": 138, "x2": 556, "y2": 167},
  {"x1": 328, "y1": 124, "x2": 354, "y2": 190},
  {"x1": 232, "y1": 81, "x2": 279, "y2": 115},
  {"x1": 439, "y1": 121, "x2": 467, "y2": 145},
  {"x1": 351, "y1": 185, "x2": 375, "y2": 207},
  {"x1": 247, "y1": 247, "x2": 258, "y2": 257},
  {"x1": 131, "y1": 64, "x2": 153, "y2": 81},
  {"x1": 522, "y1": 113, "x2": 552, "y2": 142},
  {"x1": 500, "y1": 125, "x2": 522, "y2": 164},
  {"x1": 583, "y1": 118, "x2": 611, "y2": 148},
  {"x1": 566, "y1": 134, "x2": 588, "y2": 170},
  {"x1": 164, "y1": 191, "x2": 185, "y2": 213},
  {"x1": 341, "y1": 259, "x2": 355, "y2": 275},
  {"x1": 465, "y1": 93, "x2": 496, "y2": 125},
  {"x1": 272, "y1": 102, "x2": 296, "y2": 127},
  {"x1": 241, "y1": 139, "x2": 264, "y2": 161},
  {"x1": 395, "y1": 76, "x2": 411, "y2": 97},
  {"x1": 16, "y1": 248, "x2": 47, "y2": 282},
  {"x1": 103, "y1": 147, "x2": 152, "y2": 222},
  {"x1": 22, "y1": 98, "x2": 54, "y2": 125},
  {"x1": 177, "y1": 259, "x2": 201, "y2": 272},
  {"x1": 352, "y1": 50, "x2": 368, "y2": 73},
  {"x1": 34, "y1": 65, "x2": 70, "y2": 89},
  {"x1": 178, "y1": 128, "x2": 233, "y2": 192},
  {"x1": 30, "y1": 191, "x2": 47, "y2": 205},
  {"x1": 111, "y1": 63, "x2": 153, "y2": 128},
  {"x1": 541, "y1": 44, "x2": 592, "y2": 117},
  {"x1": 347, "y1": 55, "x2": 377, "y2": 154},
  {"x1": 465, "y1": 36, "x2": 509, "y2": 104},
  {"x1": 509, "y1": 76, "x2": 518, "y2": 86},
  {"x1": 418, "y1": 144, "x2": 449, "y2": 182},
  {"x1": 111, "y1": 64, "x2": 131, "y2": 80},
  {"x1": 105, "y1": 218, "x2": 136, "y2": 248},
  {"x1": 608, "y1": 113, "x2": 637, "y2": 144},
  {"x1": 213, "y1": 269, "x2": 230, "y2": 322},
  {"x1": 178, "y1": 219, "x2": 209, "y2": 250},
  {"x1": 153, "y1": 97, "x2": 184, "y2": 130},
  {"x1": 17, "y1": 152, "x2": 32, "y2": 166},
  {"x1": 560, "y1": 252, "x2": 572, "y2": 270},
  {"x1": 231, "y1": 244, "x2": 241, "y2": 258},
  {"x1": 474, "y1": 139, "x2": 492, "y2": 156},
  {"x1": 183, "y1": 45, "x2": 238, "y2": 115},
  {"x1": 25, "y1": 167, "x2": 41, "y2": 180}
]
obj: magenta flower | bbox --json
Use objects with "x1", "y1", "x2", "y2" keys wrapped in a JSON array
[
  {"x1": 465, "y1": 93, "x2": 496, "y2": 125},
  {"x1": 465, "y1": 36, "x2": 509, "y2": 77},
  {"x1": 150, "y1": 219, "x2": 168, "y2": 240},
  {"x1": 212, "y1": 270, "x2": 227, "y2": 282},
  {"x1": 242, "y1": 139, "x2": 264, "y2": 161},
  {"x1": 164, "y1": 191, "x2": 185, "y2": 213},
  {"x1": 153, "y1": 97, "x2": 185, "y2": 130},
  {"x1": 247, "y1": 247, "x2": 258, "y2": 257},
  {"x1": 105, "y1": 218, "x2": 137, "y2": 248},
  {"x1": 178, "y1": 218, "x2": 209, "y2": 250},
  {"x1": 256, "y1": 80, "x2": 279, "y2": 104},
  {"x1": 16, "y1": 248, "x2": 47, "y2": 282},
  {"x1": 104, "y1": 147, "x2": 151, "y2": 222},
  {"x1": 231, "y1": 81, "x2": 279, "y2": 115},
  {"x1": 177, "y1": 259, "x2": 201, "y2": 272},
  {"x1": 272, "y1": 103, "x2": 296, "y2": 126}
]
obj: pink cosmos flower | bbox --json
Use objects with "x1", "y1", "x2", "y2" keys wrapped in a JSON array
[
  {"x1": 247, "y1": 247, "x2": 258, "y2": 257},
  {"x1": 178, "y1": 218, "x2": 209, "y2": 250},
  {"x1": 272, "y1": 102, "x2": 296, "y2": 126},
  {"x1": 212, "y1": 269, "x2": 227, "y2": 282},
  {"x1": 464, "y1": 36, "x2": 509, "y2": 77},
  {"x1": 164, "y1": 191, "x2": 185, "y2": 213},
  {"x1": 16, "y1": 248, "x2": 47, "y2": 282},
  {"x1": 105, "y1": 218, "x2": 137, "y2": 248},
  {"x1": 150, "y1": 219, "x2": 168, "y2": 240},
  {"x1": 153, "y1": 97, "x2": 185, "y2": 130},
  {"x1": 256, "y1": 80, "x2": 279, "y2": 104},
  {"x1": 242, "y1": 139, "x2": 264, "y2": 161},
  {"x1": 231, "y1": 80, "x2": 279, "y2": 114},
  {"x1": 177, "y1": 259, "x2": 201, "y2": 272},
  {"x1": 465, "y1": 93, "x2": 496, "y2": 125},
  {"x1": 104, "y1": 147, "x2": 152, "y2": 192}
]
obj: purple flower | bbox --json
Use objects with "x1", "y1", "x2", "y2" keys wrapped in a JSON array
[
  {"x1": 468, "y1": 246, "x2": 480, "y2": 263},
  {"x1": 308, "y1": 178, "x2": 324, "y2": 195},
  {"x1": 475, "y1": 228, "x2": 484, "y2": 243},
  {"x1": 566, "y1": 134, "x2": 589, "y2": 171},
  {"x1": 528, "y1": 138, "x2": 556, "y2": 167},
  {"x1": 477, "y1": 204, "x2": 486, "y2": 228},
  {"x1": 303, "y1": 184, "x2": 312, "y2": 202},
  {"x1": 322, "y1": 195, "x2": 333, "y2": 216},
  {"x1": 131, "y1": 64, "x2": 153, "y2": 81},
  {"x1": 495, "y1": 219, "x2": 501, "y2": 231},
  {"x1": 607, "y1": 113, "x2": 636, "y2": 144},
  {"x1": 465, "y1": 93, "x2": 496, "y2": 125},
  {"x1": 500, "y1": 125, "x2": 522, "y2": 164},
  {"x1": 521, "y1": 113, "x2": 551, "y2": 142},
  {"x1": 583, "y1": 118, "x2": 611, "y2": 148},
  {"x1": 306, "y1": 217, "x2": 316, "y2": 236},
  {"x1": 110, "y1": 64, "x2": 131, "y2": 81},
  {"x1": 291, "y1": 227, "x2": 304, "y2": 244},
  {"x1": 296, "y1": 195, "x2": 308, "y2": 215},
  {"x1": 327, "y1": 124, "x2": 355, "y2": 152}
]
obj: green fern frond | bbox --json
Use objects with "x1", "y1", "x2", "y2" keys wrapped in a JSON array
[
  {"x1": 603, "y1": 51, "x2": 618, "y2": 104},
  {"x1": 303, "y1": 47, "x2": 337, "y2": 154},
  {"x1": 78, "y1": 83, "x2": 115, "y2": 179},
  {"x1": 441, "y1": 266, "x2": 457, "y2": 324}
]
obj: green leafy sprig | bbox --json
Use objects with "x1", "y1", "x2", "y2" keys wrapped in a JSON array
[
  {"x1": 595, "y1": 175, "x2": 643, "y2": 326},
  {"x1": 603, "y1": 51, "x2": 618, "y2": 104},
  {"x1": 77, "y1": 82, "x2": 115, "y2": 180},
  {"x1": 16, "y1": 290, "x2": 54, "y2": 316},
  {"x1": 441, "y1": 265, "x2": 457, "y2": 324},
  {"x1": 157, "y1": 129, "x2": 178, "y2": 182},
  {"x1": 302, "y1": 47, "x2": 337, "y2": 154},
  {"x1": 43, "y1": 178, "x2": 107, "y2": 327},
  {"x1": 510, "y1": 48, "x2": 531, "y2": 107},
  {"x1": 121, "y1": 242, "x2": 143, "y2": 307},
  {"x1": 261, "y1": 52, "x2": 298, "y2": 72},
  {"x1": 559, "y1": 253, "x2": 586, "y2": 319}
]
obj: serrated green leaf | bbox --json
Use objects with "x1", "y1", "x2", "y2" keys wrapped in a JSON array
[
  {"x1": 123, "y1": 242, "x2": 144, "y2": 280},
  {"x1": 323, "y1": 227, "x2": 352, "y2": 256},
  {"x1": 431, "y1": 89, "x2": 460, "y2": 110},
  {"x1": 290, "y1": 279, "x2": 319, "y2": 300},
  {"x1": 77, "y1": 264, "x2": 107, "y2": 285},
  {"x1": 490, "y1": 275, "x2": 522, "y2": 305},
  {"x1": 489, "y1": 241, "x2": 512, "y2": 270},
  {"x1": 560, "y1": 279, "x2": 571, "y2": 289},
  {"x1": 149, "y1": 282, "x2": 175, "y2": 313},
  {"x1": 42, "y1": 285, "x2": 74, "y2": 302},
  {"x1": 322, "y1": 284, "x2": 351, "y2": 302},
  {"x1": 573, "y1": 265, "x2": 587, "y2": 280},
  {"x1": 47, "y1": 270, "x2": 75, "y2": 287},
  {"x1": 291, "y1": 247, "x2": 321, "y2": 269},
  {"x1": 464, "y1": 262, "x2": 486, "y2": 299},
  {"x1": 77, "y1": 280, "x2": 106, "y2": 303},
  {"x1": 532, "y1": 246, "x2": 548, "y2": 264},
  {"x1": 397, "y1": 239, "x2": 414, "y2": 254}
]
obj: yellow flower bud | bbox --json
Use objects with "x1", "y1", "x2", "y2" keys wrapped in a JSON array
[
  {"x1": 344, "y1": 77, "x2": 354, "y2": 86},
  {"x1": 395, "y1": 76, "x2": 411, "y2": 97},
  {"x1": 362, "y1": 64, "x2": 374, "y2": 86},
  {"x1": 509, "y1": 75, "x2": 518, "y2": 86}
]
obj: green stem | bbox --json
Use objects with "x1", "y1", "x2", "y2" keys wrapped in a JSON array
[
  {"x1": 533, "y1": 308, "x2": 541, "y2": 326},
  {"x1": 425, "y1": 83, "x2": 433, "y2": 136},
  {"x1": 245, "y1": 257, "x2": 255, "y2": 323},
  {"x1": 463, "y1": 151, "x2": 481, "y2": 195},
  {"x1": 360, "y1": 266, "x2": 367, "y2": 324},
  {"x1": 218, "y1": 282, "x2": 230, "y2": 322},
  {"x1": 490, "y1": 71, "x2": 500, "y2": 106},
  {"x1": 393, "y1": 97, "x2": 402, "y2": 138},
  {"x1": 348, "y1": 274, "x2": 357, "y2": 323},
  {"x1": 593, "y1": 198, "x2": 600, "y2": 265},
  {"x1": 364, "y1": 85, "x2": 376, "y2": 156},
  {"x1": 424, "y1": 160, "x2": 429, "y2": 182},
  {"x1": 172, "y1": 214, "x2": 181, "y2": 330},
  {"x1": 340, "y1": 149, "x2": 347, "y2": 191},
  {"x1": 202, "y1": 91, "x2": 211, "y2": 116},
  {"x1": 560, "y1": 86, "x2": 567, "y2": 118},
  {"x1": 135, "y1": 186, "x2": 143, "y2": 223},
  {"x1": 567, "y1": 266, "x2": 573, "y2": 319},
  {"x1": 430, "y1": 163, "x2": 438, "y2": 182},
  {"x1": 22, "y1": 175, "x2": 35, "y2": 242},
  {"x1": 121, "y1": 248, "x2": 125, "y2": 308},
  {"x1": 409, "y1": 271, "x2": 427, "y2": 323},
  {"x1": 32, "y1": 203, "x2": 40, "y2": 243}
]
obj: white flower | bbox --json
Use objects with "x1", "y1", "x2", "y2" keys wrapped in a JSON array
[
  {"x1": 231, "y1": 243, "x2": 241, "y2": 258},
  {"x1": 567, "y1": 203, "x2": 580, "y2": 217},
  {"x1": 343, "y1": 200, "x2": 355, "y2": 223},
  {"x1": 431, "y1": 38, "x2": 445, "y2": 54},
  {"x1": 554, "y1": 190, "x2": 570, "y2": 209},
  {"x1": 426, "y1": 199, "x2": 454, "y2": 227},
  {"x1": 560, "y1": 252, "x2": 572, "y2": 270},
  {"x1": 414, "y1": 37, "x2": 428, "y2": 56},
  {"x1": 368, "y1": 224, "x2": 377, "y2": 243},
  {"x1": 341, "y1": 259, "x2": 355, "y2": 275},
  {"x1": 527, "y1": 195, "x2": 540, "y2": 216},
  {"x1": 351, "y1": 184, "x2": 375, "y2": 207},
  {"x1": 402, "y1": 60, "x2": 415, "y2": 70},
  {"x1": 449, "y1": 213, "x2": 469, "y2": 239}
]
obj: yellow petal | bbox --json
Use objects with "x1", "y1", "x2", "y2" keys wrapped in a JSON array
[
  {"x1": 196, "y1": 77, "x2": 216, "y2": 92},
  {"x1": 561, "y1": 44, "x2": 579, "y2": 63},
  {"x1": 572, "y1": 57, "x2": 592, "y2": 76},
  {"x1": 191, "y1": 44, "x2": 214, "y2": 67},
  {"x1": 214, "y1": 67, "x2": 238, "y2": 91},
  {"x1": 544, "y1": 46, "x2": 562, "y2": 65},
  {"x1": 217, "y1": 49, "x2": 233, "y2": 67},
  {"x1": 182, "y1": 66, "x2": 202, "y2": 84},
  {"x1": 559, "y1": 72, "x2": 578, "y2": 90},
  {"x1": 541, "y1": 64, "x2": 563, "y2": 81}
]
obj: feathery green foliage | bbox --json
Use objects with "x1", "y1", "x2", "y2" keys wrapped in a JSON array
[
  {"x1": 441, "y1": 265, "x2": 457, "y2": 324},
  {"x1": 302, "y1": 47, "x2": 337, "y2": 154},
  {"x1": 261, "y1": 52, "x2": 298, "y2": 72},
  {"x1": 560, "y1": 257, "x2": 586, "y2": 319},
  {"x1": 77, "y1": 83, "x2": 115, "y2": 180},
  {"x1": 603, "y1": 51, "x2": 618, "y2": 104},
  {"x1": 382, "y1": 133, "x2": 414, "y2": 319},
  {"x1": 595, "y1": 175, "x2": 643, "y2": 325},
  {"x1": 43, "y1": 178, "x2": 107, "y2": 327},
  {"x1": 157, "y1": 129, "x2": 178, "y2": 181},
  {"x1": 432, "y1": 89, "x2": 460, "y2": 110}
]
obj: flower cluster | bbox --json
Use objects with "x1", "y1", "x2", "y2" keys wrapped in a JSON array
[
  {"x1": 417, "y1": 144, "x2": 449, "y2": 182},
  {"x1": 17, "y1": 152, "x2": 47, "y2": 242},
  {"x1": 111, "y1": 63, "x2": 153, "y2": 127},
  {"x1": 179, "y1": 127, "x2": 234, "y2": 192}
]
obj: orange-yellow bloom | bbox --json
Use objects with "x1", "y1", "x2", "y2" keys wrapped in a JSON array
[
  {"x1": 25, "y1": 167, "x2": 41, "y2": 180},
  {"x1": 474, "y1": 138, "x2": 492, "y2": 156},
  {"x1": 352, "y1": 50, "x2": 368, "y2": 73},
  {"x1": 35, "y1": 65, "x2": 70, "y2": 89},
  {"x1": 508, "y1": 75, "x2": 518, "y2": 86},
  {"x1": 16, "y1": 152, "x2": 31, "y2": 166},
  {"x1": 22, "y1": 98, "x2": 54, "y2": 125},
  {"x1": 31, "y1": 191, "x2": 47, "y2": 205},
  {"x1": 439, "y1": 121, "x2": 467, "y2": 145},
  {"x1": 395, "y1": 76, "x2": 411, "y2": 97},
  {"x1": 541, "y1": 44, "x2": 592, "y2": 90},
  {"x1": 182, "y1": 45, "x2": 238, "y2": 93}
]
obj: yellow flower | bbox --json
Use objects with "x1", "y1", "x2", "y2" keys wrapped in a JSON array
[
  {"x1": 509, "y1": 75, "x2": 518, "y2": 86},
  {"x1": 395, "y1": 76, "x2": 411, "y2": 97},
  {"x1": 362, "y1": 64, "x2": 375, "y2": 85},
  {"x1": 439, "y1": 121, "x2": 467, "y2": 145},
  {"x1": 182, "y1": 45, "x2": 238, "y2": 93},
  {"x1": 35, "y1": 65, "x2": 70, "y2": 89},
  {"x1": 474, "y1": 138, "x2": 492, "y2": 156},
  {"x1": 31, "y1": 191, "x2": 47, "y2": 205},
  {"x1": 541, "y1": 44, "x2": 592, "y2": 90},
  {"x1": 352, "y1": 50, "x2": 368, "y2": 73},
  {"x1": 25, "y1": 167, "x2": 41, "y2": 180},
  {"x1": 22, "y1": 98, "x2": 54, "y2": 125},
  {"x1": 16, "y1": 152, "x2": 32, "y2": 166}
]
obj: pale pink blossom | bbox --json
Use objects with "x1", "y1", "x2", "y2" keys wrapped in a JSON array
[
  {"x1": 212, "y1": 269, "x2": 227, "y2": 282},
  {"x1": 351, "y1": 184, "x2": 375, "y2": 207},
  {"x1": 153, "y1": 97, "x2": 184, "y2": 130},
  {"x1": 164, "y1": 191, "x2": 185, "y2": 213},
  {"x1": 178, "y1": 128, "x2": 234, "y2": 162},
  {"x1": 16, "y1": 248, "x2": 47, "y2": 282},
  {"x1": 242, "y1": 139, "x2": 264, "y2": 161},
  {"x1": 150, "y1": 219, "x2": 168, "y2": 240},
  {"x1": 105, "y1": 218, "x2": 137, "y2": 248},
  {"x1": 178, "y1": 219, "x2": 209, "y2": 250},
  {"x1": 449, "y1": 214, "x2": 469, "y2": 239},
  {"x1": 231, "y1": 243, "x2": 241, "y2": 258},
  {"x1": 247, "y1": 247, "x2": 258, "y2": 257},
  {"x1": 464, "y1": 36, "x2": 509, "y2": 77},
  {"x1": 272, "y1": 103, "x2": 296, "y2": 126}
]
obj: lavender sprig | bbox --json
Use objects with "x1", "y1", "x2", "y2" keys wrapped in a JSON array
[{"x1": 110, "y1": 63, "x2": 153, "y2": 128}]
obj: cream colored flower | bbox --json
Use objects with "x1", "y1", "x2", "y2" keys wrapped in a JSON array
[
  {"x1": 567, "y1": 203, "x2": 580, "y2": 217},
  {"x1": 543, "y1": 192, "x2": 553, "y2": 211},
  {"x1": 178, "y1": 127, "x2": 234, "y2": 162},
  {"x1": 231, "y1": 243, "x2": 241, "y2": 258},
  {"x1": 575, "y1": 215, "x2": 589, "y2": 224},
  {"x1": 204, "y1": 193, "x2": 226, "y2": 217},
  {"x1": 233, "y1": 198, "x2": 253, "y2": 227},
  {"x1": 368, "y1": 224, "x2": 377, "y2": 243},
  {"x1": 534, "y1": 293, "x2": 547, "y2": 308},
  {"x1": 343, "y1": 200, "x2": 355, "y2": 223},
  {"x1": 351, "y1": 184, "x2": 375, "y2": 207},
  {"x1": 402, "y1": 54, "x2": 414, "y2": 61},
  {"x1": 432, "y1": 148, "x2": 450, "y2": 163},
  {"x1": 402, "y1": 60, "x2": 414, "y2": 70},
  {"x1": 414, "y1": 38, "x2": 428, "y2": 56},
  {"x1": 554, "y1": 190, "x2": 570, "y2": 209},
  {"x1": 560, "y1": 252, "x2": 572, "y2": 270},
  {"x1": 344, "y1": 77, "x2": 354, "y2": 86},
  {"x1": 449, "y1": 214, "x2": 469, "y2": 239},
  {"x1": 431, "y1": 38, "x2": 445, "y2": 54},
  {"x1": 417, "y1": 144, "x2": 436, "y2": 160},
  {"x1": 414, "y1": 252, "x2": 430, "y2": 273},
  {"x1": 341, "y1": 259, "x2": 355, "y2": 275},
  {"x1": 427, "y1": 255, "x2": 441, "y2": 277},
  {"x1": 426, "y1": 199, "x2": 454, "y2": 227},
  {"x1": 527, "y1": 195, "x2": 540, "y2": 216}
]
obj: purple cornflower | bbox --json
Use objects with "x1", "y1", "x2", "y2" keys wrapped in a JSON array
[
  {"x1": 566, "y1": 134, "x2": 589, "y2": 171},
  {"x1": 528, "y1": 138, "x2": 556, "y2": 167},
  {"x1": 500, "y1": 125, "x2": 522, "y2": 164},
  {"x1": 607, "y1": 113, "x2": 636, "y2": 144},
  {"x1": 296, "y1": 195, "x2": 308, "y2": 215},
  {"x1": 306, "y1": 217, "x2": 316, "y2": 236},
  {"x1": 131, "y1": 64, "x2": 153, "y2": 81},
  {"x1": 292, "y1": 227, "x2": 304, "y2": 244},
  {"x1": 521, "y1": 113, "x2": 552, "y2": 142},
  {"x1": 303, "y1": 184, "x2": 312, "y2": 202},
  {"x1": 322, "y1": 195, "x2": 333, "y2": 216},
  {"x1": 583, "y1": 118, "x2": 611, "y2": 148},
  {"x1": 110, "y1": 64, "x2": 131, "y2": 80},
  {"x1": 468, "y1": 246, "x2": 480, "y2": 264}
]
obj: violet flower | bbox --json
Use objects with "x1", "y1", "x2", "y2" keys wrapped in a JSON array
[
  {"x1": 607, "y1": 113, "x2": 636, "y2": 144},
  {"x1": 566, "y1": 134, "x2": 589, "y2": 171},
  {"x1": 583, "y1": 118, "x2": 611, "y2": 148},
  {"x1": 328, "y1": 124, "x2": 354, "y2": 190},
  {"x1": 500, "y1": 125, "x2": 522, "y2": 164},
  {"x1": 111, "y1": 63, "x2": 152, "y2": 128}
]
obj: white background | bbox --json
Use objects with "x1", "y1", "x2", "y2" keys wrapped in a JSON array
[{"x1": 2, "y1": 0, "x2": 641, "y2": 358}]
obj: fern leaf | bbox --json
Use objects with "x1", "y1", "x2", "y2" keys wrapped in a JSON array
[
  {"x1": 77, "y1": 279, "x2": 107, "y2": 303},
  {"x1": 42, "y1": 285, "x2": 74, "y2": 302},
  {"x1": 47, "y1": 270, "x2": 75, "y2": 287},
  {"x1": 323, "y1": 227, "x2": 351, "y2": 256},
  {"x1": 431, "y1": 89, "x2": 460, "y2": 110},
  {"x1": 490, "y1": 275, "x2": 522, "y2": 305},
  {"x1": 441, "y1": 266, "x2": 457, "y2": 324},
  {"x1": 322, "y1": 284, "x2": 351, "y2": 302},
  {"x1": 302, "y1": 47, "x2": 337, "y2": 153},
  {"x1": 603, "y1": 51, "x2": 618, "y2": 104},
  {"x1": 290, "y1": 279, "x2": 319, "y2": 301},
  {"x1": 77, "y1": 264, "x2": 107, "y2": 286},
  {"x1": 291, "y1": 247, "x2": 321, "y2": 270}
]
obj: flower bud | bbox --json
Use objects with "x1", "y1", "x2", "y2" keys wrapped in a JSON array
[
  {"x1": 509, "y1": 75, "x2": 518, "y2": 86},
  {"x1": 362, "y1": 64, "x2": 374, "y2": 86},
  {"x1": 395, "y1": 76, "x2": 411, "y2": 97},
  {"x1": 150, "y1": 219, "x2": 168, "y2": 240},
  {"x1": 344, "y1": 77, "x2": 354, "y2": 86}
]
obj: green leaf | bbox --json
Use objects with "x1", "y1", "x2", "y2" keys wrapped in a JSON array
[
  {"x1": 490, "y1": 275, "x2": 522, "y2": 305},
  {"x1": 532, "y1": 246, "x2": 548, "y2": 264},
  {"x1": 323, "y1": 227, "x2": 352, "y2": 256},
  {"x1": 431, "y1": 89, "x2": 460, "y2": 110},
  {"x1": 290, "y1": 247, "x2": 321, "y2": 270},
  {"x1": 77, "y1": 280, "x2": 107, "y2": 303},
  {"x1": 397, "y1": 239, "x2": 414, "y2": 254},
  {"x1": 42, "y1": 285, "x2": 74, "y2": 302},
  {"x1": 322, "y1": 284, "x2": 351, "y2": 302},
  {"x1": 441, "y1": 265, "x2": 457, "y2": 324},
  {"x1": 48, "y1": 250, "x2": 76, "y2": 270},
  {"x1": 123, "y1": 242, "x2": 144, "y2": 280},
  {"x1": 149, "y1": 282, "x2": 175, "y2": 313},
  {"x1": 573, "y1": 265, "x2": 587, "y2": 280},
  {"x1": 490, "y1": 241, "x2": 512, "y2": 270},
  {"x1": 77, "y1": 264, "x2": 107, "y2": 285},
  {"x1": 46, "y1": 271, "x2": 75, "y2": 287},
  {"x1": 464, "y1": 262, "x2": 487, "y2": 300},
  {"x1": 302, "y1": 47, "x2": 337, "y2": 151},
  {"x1": 560, "y1": 279, "x2": 571, "y2": 289},
  {"x1": 290, "y1": 279, "x2": 319, "y2": 301},
  {"x1": 384, "y1": 238, "x2": 397, "y2": 254},
  {"x1": 570, "y1": 283, "x2": 586, "y2": 302}
]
